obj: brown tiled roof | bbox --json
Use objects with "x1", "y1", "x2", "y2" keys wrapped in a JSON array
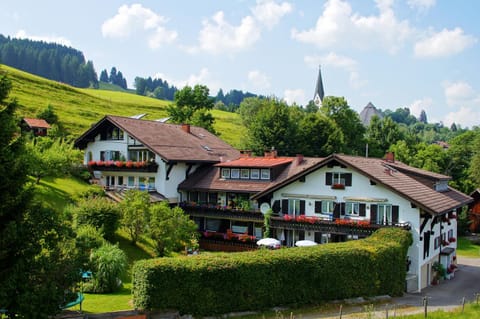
[
  {"x1": 179, "y1": 157, "x2": 323, "y2": 193},
  {"x1": 252, "y1": 154, "x2": 472, "y2": 215},
  {"x1": 75, "y1": 115, "x2": 240, "y2": 163},
  {"x1": 23, "y1": 118, "x2": 51, "y2": 129}
]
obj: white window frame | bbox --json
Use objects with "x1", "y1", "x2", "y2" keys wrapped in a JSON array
[
  {"x1": 321, "y1": 201, "x2": 334, "y2": 214},
  {"x1": 221, "y1": 168, "x2": 230, "y2": 179},
  {"x1": 377, "y1": 204, "x2": 392, "y2": 224},
  {"x1": 250, "y1": 169, "x2": 260, "y2": 179},
  {"x1": 231, "y1": 168, "x2": 240, "y2": 179},
  {"x1": 345, "y1": 202, "x2": 360, "y2": 215},
  {"x1": 240, "y1": 169, "x2": 250, "y2": 179},
  {"x1": 261, "y1": 169, "x2": 270, "y2": 180}
]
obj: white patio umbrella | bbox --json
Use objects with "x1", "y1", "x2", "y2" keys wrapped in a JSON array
[
  {"x1": 257, "y1": 238, "x2": 281, "y2": 248},
  {"x1": 295, "y1": 240, "x2": 318, "y2": 247}
]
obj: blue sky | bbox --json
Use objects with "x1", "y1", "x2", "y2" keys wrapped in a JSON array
[{"x1": 1, "y1": 0, "x2": 479, "y2": 128}]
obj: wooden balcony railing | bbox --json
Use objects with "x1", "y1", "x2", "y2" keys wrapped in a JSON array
[{"x1": 87, "y1": 160, "x2": 158, "y2": 172}]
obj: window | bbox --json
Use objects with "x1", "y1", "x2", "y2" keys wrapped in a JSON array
[
  {"x1": 231, "y1": 168, "x2": 240, "y2": 179},
  {"x1": 314, "y1": 201, "x2": 334, "y2": 214},
  {"x1": 325, "y1": 172, "x2": 352, "y2": 187},
  {"x1": 345, "y1": 202, "x2": 360, "y2": 215},
  {"x1": 434, "y1": 236, "x2": 440, "y2": 249},
  {"x1": 261, "y1": 169, "x2": 270, "y2": 180},
  {"x1": 231, "y1": 221, "x2": 249, "y2": 234},
  {"x1": 221, "y1": 168, "x2": 230, "y2": 179},
  {"x1": 118, "y1": 176, "x2": 124, "y2": 186},
  {"x1": 100, "y1": 150, "x2": 121, "y2": 161},
  {"x1": 283, "y1": 199, "x2": 305, "y2": 216},
  {"x1": 254, "y1": 225, "x2": 263, "y2": 238},
  {"x1": 377, "y1": 204, "x2": 392, "y2": 224},
  {"x1": 250, "y1": 169, "x2": 260, "y2": 179},
  {"x1": 240, "y1": 169, "x2": 250, "y2": 179},
  {"x1": 127, "y1": 176, "x2": 135, "y2": 187},
  {"x1": 128, "y1": 150, "x2": 154, "y2": 162}
]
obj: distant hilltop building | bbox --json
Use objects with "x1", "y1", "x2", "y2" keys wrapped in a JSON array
[
  {"x1": 313, "y1": 66, "x2": 325, "y2": 107},
  {"x1": 359, "y1": 102, "x2": 383, "y2": 126}
]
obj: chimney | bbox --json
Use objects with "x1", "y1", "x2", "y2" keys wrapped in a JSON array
[
  {"x1": 181, "y1": 123, "x2": 191, "y2": 134},
  {"x1": 296, "y1": 154, "x2": 304, "y2": 165},
  {"x1": 385, "y1": 151, "x2": 395, "y2": 163},
  {"x1": 264, "y1": 149, "x2": 278, "y2": 158},
  {"x1": 240, "y1": 150, "x2": 252, "y2": 158}
]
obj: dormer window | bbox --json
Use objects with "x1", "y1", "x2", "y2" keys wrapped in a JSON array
[
  {"x1": 221, "y1": 168, "x2": 230, "y2": 179},
  {"x1": 325, "y1": 172, "x2": 352, "y2": 188},
  {"x1": 261, "y1": 169, "x2": 270, "y2": 180},
  {"x1": 435, "y1": 181, "x2": 448, "y2": 192},
  {"x1": 219, "y1": 167, "x2": 270, "y2": 180}
]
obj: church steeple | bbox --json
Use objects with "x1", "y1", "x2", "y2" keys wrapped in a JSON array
[{"x1": 313, "y1": 65, "x2": 324, "y2": 107}]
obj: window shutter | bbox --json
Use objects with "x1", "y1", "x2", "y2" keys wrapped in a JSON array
[
  {"x1": 326, "y1": 172, "x2": 333, "y2": 185},
  {"x1": 359, "y1": 203, "x2": 366, "y2": 217},
  {"x1": 272, "y1": 200, "x2": 280, "y2": 214},
  {"x1": 392, "y1": 205, "x2": 399, "y2": 224},
  {"x1": 339, "y1": 202, "x2": 345, "y2": 216},
  {"x1": 281, "y1": 199, "x2": 289, "y2": 214},
  {"x1": 345, "y1": 173, "x2": 352, "y2": 186},
  {"x1": 299, "y1": 200, "x2": 306, "y2": 215},
  {"x1": 370, "y1": 204, "x2": 378, "y2": 224},
  {"x1": 314, "y1": 201, "x2": 322, "y2": 214},
  {"x1": 333, "y1": 203, "x2": 340, "y2": 219}
]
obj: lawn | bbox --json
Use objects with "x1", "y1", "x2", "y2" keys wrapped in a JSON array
[{"x1": 456, "y1": 236, "x2": 480, "y2": 257}]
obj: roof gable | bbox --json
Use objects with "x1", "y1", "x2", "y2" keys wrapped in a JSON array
[
  {"x1": 252, "y1": 153, "x2": 472, "y2": 215},
  {"x1": 74, "y1": 115, "x2": 239, "y2": 163},
  {"x1": 23, "y1": 118, "x2": 51, "y2": 129}
]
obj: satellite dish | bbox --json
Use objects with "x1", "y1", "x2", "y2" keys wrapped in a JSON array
[{"x1": 260, "y1": 202, "x2": 270, "y2": 214}]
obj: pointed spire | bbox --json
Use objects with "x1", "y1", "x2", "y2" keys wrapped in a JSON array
[{"x1": 313, "y1": 65, "x2": 324, "y2": 107}]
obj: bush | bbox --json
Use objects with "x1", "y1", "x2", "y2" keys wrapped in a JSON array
[
  {"x1": 71, "y1": 197, "x2": 120, "y2": 241},
  {"x1": 75, "y1": 225, "x2": 106, "y2": 268},
  {"x1": 85, "y1": 243, "x2": 127, "y2": 293},
  {"x1": 132, "y1": 228, "x2": 412, "y2": 316}
]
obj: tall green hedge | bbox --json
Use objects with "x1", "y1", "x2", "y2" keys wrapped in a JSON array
[{"x1": 132, "y1": 228, "x2": 412, "y2": 316}]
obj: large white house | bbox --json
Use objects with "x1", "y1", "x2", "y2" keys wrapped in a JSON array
[{"x1": 75, "y1": 115, "x2": 472, "y2": 293}]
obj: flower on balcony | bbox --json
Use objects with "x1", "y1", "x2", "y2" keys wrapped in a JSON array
[
  {"x1": 331, "y1": 183, "x2": 345, "y2": 189},
  {"x1": 283, "y1": 214, "x2": 294, "y2": 221},
  {"x1": 295, "y1": 215, "x2": 307, "y2": 222},
  {"x1": 87, "y1": 160, "x2": 96, "y2": 167},
  {"x1": 96, "y1": 160, "x2": 105, "y2": 166},
  {"x1": 125, "y1": 161, "x2": 134, "y2": 168},
  {"x1": 115, "y1": 161, "x2": 124, "y2": 168},
  {"x1": 135, "y1": 161, "x2": 146, "y2": 168},
  {"x1": 105, "y1": 160, "x2": 114, "y2": 167},
  {"x1": 449, "y1": 237, "x2": 456, "y2": 243},
  {"x1": 442, "y1": 240, "x2": 450, "y2": 246}
]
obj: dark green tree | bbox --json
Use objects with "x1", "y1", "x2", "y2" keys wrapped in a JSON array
[
  {"x1": 36, "y1": 104, "x2": 58, "y2": 124},
  {"x1": 320, "y1": 96, "x2": 366, "y2": 155},
  {"x1": 99, "y1": 69, "x2": 109, "y2": 83},
  {"x1": 0, "y1": 72, "x2": 79, "y2": 318},
  {"x1": 419, "y1": 110, "x2": 428, "y2": 124},
  {"x1": 167, "y1": 84, "x2": 216, "y2": 134},
  {"x1": 298, "y1": 113, "x2": 344, "y2": 156},
  {"x1": 366, "y1": 116, "x2": 403, "y2": 158}
]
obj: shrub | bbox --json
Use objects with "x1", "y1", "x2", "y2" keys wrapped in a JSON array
[
  {"x1": 85, "y1": 243, "x2": 127, "y2": 293},
  {"x1": 132, "y1": 228, "x2": 412, "y2": 316},
  {"x1": 75, "y1": 225, "x2": 106, "y2": 268}
]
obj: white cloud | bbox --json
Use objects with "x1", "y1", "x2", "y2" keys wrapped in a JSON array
[
  {"x1": 292, "y1": 0, "x2": 413, "y2": 54},
  {"x1": 283, "y1": 88, "x2": 306, "y2": 105},
  {"x1": 443, "y1": 81, "x2": 475, "y2": 106},
  {"x1": 408, "y1": 97, "x2": 433, "y2": 118},
  {"x1": 251, "y1": 0, "x2": 293, "y2": 29},
  {"x1": 443, "y1": 106, "x2": 480, "y2": 129},
  {"x1": 414, "y1": 27, "x2": 477, "y2": 58},
  {"x1": 407, "y1": 0, "x2": 436, "y2": 11},
  {"x1": 247, "y1": 70, "x2": 271, "y2": 89},
  {"x1": 197, "y1": 11, "x2": 260, "y2": 54},
  {"x1": 15, "y1": 29, "x2": 71, "y2": 46},
  {"x1": 154, "y1": 68, "x2": 221, "y2": 94},
  {"x1": 194, "y1": 1, "x2": 291, "y2": 54},
  {"x1": 101, "y1": 4, "x2": 177, "y2": 49}
]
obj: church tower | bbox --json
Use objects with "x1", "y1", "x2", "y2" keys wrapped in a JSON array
[{"x1": 313, "y1": 66, "x2": 325, "y2": 107}]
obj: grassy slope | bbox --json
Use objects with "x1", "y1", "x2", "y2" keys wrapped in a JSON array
[{"x1": 2, "y1": 64, "x2": 245, "y2": 148}]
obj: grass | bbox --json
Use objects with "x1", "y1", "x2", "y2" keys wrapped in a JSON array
[
  {"x1": 31, "y1": 176, "x2": 94, "y2": 212},
  {"x1": 2, "y1": 64, "x2": 245, "y2": 148},
  {"x1": 80, "y1": 230, "x2": 156, "y2": 313},
  {"x1": 456, "y1": 236, "x2": 480, "y2": 257}
]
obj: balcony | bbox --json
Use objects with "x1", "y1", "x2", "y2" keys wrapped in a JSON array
[
  {"x1": 180, "y1": 202, "x2": 264, "y2": 222},
  {"x1": 87, "y1": 160, "x2": 159, "y2": 172}
]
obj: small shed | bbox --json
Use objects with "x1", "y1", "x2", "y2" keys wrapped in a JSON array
[{"x1": 21, "y1": 118, "x2": 51, "y2": 136}]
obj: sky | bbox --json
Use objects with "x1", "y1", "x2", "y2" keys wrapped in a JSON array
[{"x1": 1, "y1": 0, "x2": 479, "y2": 128}]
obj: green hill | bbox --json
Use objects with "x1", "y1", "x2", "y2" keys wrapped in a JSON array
[{"x1": 2, "y1": 64, "x2": 245, "y2": 147}]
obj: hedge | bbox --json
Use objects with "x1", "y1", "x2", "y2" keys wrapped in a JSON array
[{"x1": 132, "y1": 228, "x2": 412, "y2": 316}]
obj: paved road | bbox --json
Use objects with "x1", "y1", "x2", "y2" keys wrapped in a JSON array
[{"x1": 294, "y1": 256, "x2": 480, "y2": 319}]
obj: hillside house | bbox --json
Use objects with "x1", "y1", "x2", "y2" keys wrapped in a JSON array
[
  {"x1": 75, "y1": 115, "x2": 472, "y2": 293},
  {"x1": 74, "y1": 115, "x2": 239, "y2": 203},
  {"x1": 21, "y1": 117, "x2": 51, "y2": 136}
]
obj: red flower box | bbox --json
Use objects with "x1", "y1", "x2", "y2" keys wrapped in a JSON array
[
  {"x1": 115, "y1": 161, "x2": 124, "y2": 168},
  {"x1": 332, "y1": 183, "x2": 345, "y2": 189},
  {"x1": 283, "y1": 215, "x2": 294, "y2": 221},
  {"x1": 88, "y1": 160, "x2": 96, "y2": 166},
  {"x1": 448, "y1": 237, "x2": 456, "y2": 243},
  {"x1": 96, "y1": 160, "x2": 105, "y2": 166},
  {"x1": 125, "y1": 161, "x2": 133, "y2": 168}
]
